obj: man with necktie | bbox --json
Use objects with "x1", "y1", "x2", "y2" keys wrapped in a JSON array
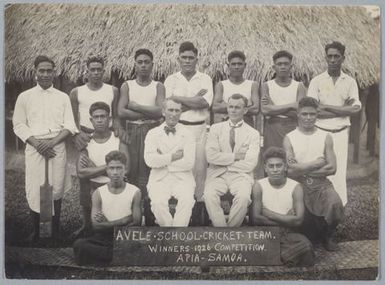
[
  {"x1": 144, "y1": 98, "x2": 196, "y2": 226},
  {"x1": 204, "y1": 94, "x2": 260, "y2": 227}
]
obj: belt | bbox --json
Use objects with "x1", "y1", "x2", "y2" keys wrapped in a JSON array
[
  {"x1": 80, "y1": 125, "x2": 94, "y2": 134},
  {"x1": 126, "y1": 119, "x2": 159, "y2": 125},
  {"x1": 316, "y1": 125, "x2": 348, "y2": 133},
  {"x1": 179, "y1": 120, "x2": 205, "y2": 126}
]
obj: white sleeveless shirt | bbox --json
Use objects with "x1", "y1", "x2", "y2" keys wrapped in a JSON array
[
  {"x1": 126, "y1": 80, "x2": 158, "y2": 106},
  {"x1": 222, "y1": 79, "x2": 253, "y2": 106},
  {"x1": 78, "y1": 83, "x2": 114, "y2": 129},
  {"x1": 259, "y1": 177, "x2": 298, "y2": 215},
  {"x1": 266, "y1": 80, "x2": 299, "y2": 118},
  {"x1": 287, "y1": 128, "x2": 327, "y2": 163},
  {"x1": 87, "y1": 133, "x2": 120, "y2": 184},
  {"x1": 98, "y1": 183, "x2": 139, "y2": 221}
]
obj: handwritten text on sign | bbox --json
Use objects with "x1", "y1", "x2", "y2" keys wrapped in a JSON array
[{"x1": 113, "y1": 227, "x2": 280, "y2": 266}]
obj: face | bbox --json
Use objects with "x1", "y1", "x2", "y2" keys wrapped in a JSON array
[
  {"x1": 325, "y1": 48, "x2": 344, "y2": 73},
  {"x1": 273, "y1": 56, "x2": 292, "y2": 78},
  {"x1": 90, "y1": 109, "x2": 110, "y2": 132},
  {"x1": 35, "y1": 61, "x2": 55, "y2": 89},
  {"x1": 264, "y1": 157, "x2": 287, "y2": 183},
  {"x1": 87, "y1": 62, "x2": 104, "y2": 84},
  {"x1": 178, "y1": 50, "x2": 198, "y2": 73},
  {"x1": 162, "y1": 100, "x2": 182, "y2": 127},
  {"x1": 135, "y1": 54, "x2": 153, "y2": 77},
  {"x1": 297, "y1": 106, "x2": 318, "y2": 130},
  {"x1": 228, "y1": 57, "x2": 246, "y2": 78},
  {"x1": 227, "y1": 98, "x2": 248, "y2": 123},
  {"x1": 106, "y1": 160, "x2": 126, "y2": 184}
]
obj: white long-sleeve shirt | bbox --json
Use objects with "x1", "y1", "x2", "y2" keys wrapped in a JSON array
[{"x1": 13, "y1": 85, "x2": 78, "y2": 143}]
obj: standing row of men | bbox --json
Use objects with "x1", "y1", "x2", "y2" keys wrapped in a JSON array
[{"x1": 12, "y1": 41, "x2": 361, "y2": 256}]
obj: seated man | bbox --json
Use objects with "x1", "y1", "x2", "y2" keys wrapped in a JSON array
[
  {"x1": 204, "y1": 94, "x2": 260, "y2": 227},
  {"x1": 250, "y1": 147, "x2": 315, "y2": 267},
  {"x1": 74, "y1": 102, "x2": 121, "y2": 237},
  {"x1": 73, "y1": 151, "x2": 141, "y2": 265},
  {"x1": 144, "y1": 98, "x2": 196, "y2": 227},
  {"x1": 283, "y1": 97, "x2": 344, "y2": 251}
]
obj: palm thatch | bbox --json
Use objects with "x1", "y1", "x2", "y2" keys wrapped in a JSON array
[{"x1": 5, "y1": 4, "x2": 380, "y2": 87}]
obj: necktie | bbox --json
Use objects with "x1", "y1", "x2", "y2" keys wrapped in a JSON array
[
  {"x1": 164, "y1": 126, "x2": 176, "y2": 135},
  {"x1": 229, "y1": 123, "x2": 242, "y2": 151}
]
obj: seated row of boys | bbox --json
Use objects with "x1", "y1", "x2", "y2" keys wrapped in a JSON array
[{"x1": 73, "y1": 95, "x2": 343, "y2": 266}]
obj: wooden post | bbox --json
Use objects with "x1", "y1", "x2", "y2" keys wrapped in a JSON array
[{"x1": 366, "y1": 84, "x2": 379, "y2": 156}]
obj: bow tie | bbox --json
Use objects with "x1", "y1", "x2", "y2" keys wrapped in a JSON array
[{"x1": 164, "y1": 126, "x2": 176, "y2": 135}]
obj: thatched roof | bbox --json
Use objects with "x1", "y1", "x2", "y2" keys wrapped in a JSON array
[{"x1": 5, "y1": 4, "x2": 380, "y2": 87}]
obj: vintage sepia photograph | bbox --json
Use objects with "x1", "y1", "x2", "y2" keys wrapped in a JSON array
[{"x1": 3, "y1": 3, "x2": 381, "y2": 281}]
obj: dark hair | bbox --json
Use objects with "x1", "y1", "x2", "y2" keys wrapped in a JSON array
[
  {"x1": 298, "y1": 97, "x2": 319, "y2": 110},
  {"x1": 272, "y1": 50, "x2": 293, "y2": 62},
  {"x1": 89, "y1": 101, "x2": 110, "y2": 116},
  {"x1": 105, "y1": 150, "x2": 127, "y2": 165},
  {"x1": 179, "y1": 41, "x2": 198, "y2": 55},
  {"x1": 86, "y1": 56, "x2": 104, "y2": 68},
  {"x1": 134, "y1": 48, "x2": 153, "y2": 61},
  {"x1": 34, "y1": 55, "x2": 55, "y2": 68},
  {"x1": 325, "y1": 41, "x2": 345, "y2": 56},
  {"x1": 263, "y1": 147, "x2": 287, "y2": 163},
  {"x1": 228, "y1": 50, "x2": 246, "y2": 62},
  {"x1": 228, "y1": 93, "x2": 248, "y2": 107}
]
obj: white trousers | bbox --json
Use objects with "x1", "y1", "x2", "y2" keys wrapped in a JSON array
[
  {"x1": 25, "y1": 142, "x2": 71, "y2": 213},
  {"x1": 204, "y1": 172, "x2": 252, "y2": 227},
  {"x1": 327, "y1": 128, "x2": 349, "y2": 206},
  {"x1": 183, "y1": 124, "x2": 207, "y2": 201},
  {"x1": 148, "y1": 174, "x2": 195, "y2": 227}
]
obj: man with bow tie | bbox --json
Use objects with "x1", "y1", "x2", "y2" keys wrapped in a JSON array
[
  {"x1": 144, "y1": 98, "x2": 196, "y2": 226},
  {"x1": 204, "y1": 94, "x2": 260, "y2": 227}
]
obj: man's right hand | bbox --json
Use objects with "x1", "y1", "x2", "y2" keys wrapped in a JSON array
[
  {"x1": 79, "y1": 154, "x2": 97, "y2": 168},
  {"x1": 314, "y1": 157, "x2": 327, "y2": 168},
  {"x1": 234, "y1": 152, "x2": 246, "y2": 161},
  {"x1": 171, "y1": 149, "x2": 184, "y2": 162},
  {"x1": 196, "y1": 89, "x2": 208, "y2": 97},
  {"x1": 73, "y1": 132, "x2": 92, "y2": 151}
]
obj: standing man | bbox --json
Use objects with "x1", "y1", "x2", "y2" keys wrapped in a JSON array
[
  {"x1": 164, "y1": 41, "x2": 213, "y2": 211},
  {"x1": 73, "y1": 151, "x2": 142, "y2": 265},
  {"x1": 283, "y1": 97, "x2": 344, "y2": 251},
  {"x1": 261, "y1": 50, "x2": 306, "y2": 149},
  {"x1": 74, "y1": 102, "x2": 121, "y2": 237},
  {"x1": 144, "y1": 98, "x2": 196, "y2": 226},
  {"x1": 212, "y1": 50, "x2": 259, "y2": 126},
  {"x1": 13, "y1": 55, "x2": 78, "y2": 242},
  {"x1": 250, "y1": 147, "x2": 315, "y2": 267},
  {"x1": 307, "y1": 41, "x2": 361, "y2": 206},
  {"x1": 70, "y1": 56, "x2": 119, "y2": 150},
  {"x1": 117, "y1": 48, "x2": 165, "y2": 226},
  {"x1": 69, "y1": 56, "x2": 120, "y2": 238},
  {"x1": 204, "y1": 94, "x2": 260, "y2": 227}
]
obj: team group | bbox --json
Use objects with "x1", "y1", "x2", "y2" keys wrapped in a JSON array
[{"x1": 12, "y1": 40, "x2": 361, "y2": 266}]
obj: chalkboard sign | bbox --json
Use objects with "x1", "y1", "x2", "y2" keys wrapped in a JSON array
[{"x1": 113, "y1": 227, "x2": 281, "y2": 266}]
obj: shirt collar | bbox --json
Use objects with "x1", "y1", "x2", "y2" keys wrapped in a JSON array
[
  {"x1": 161, "y1": 122, "x2": 180, "y2": 130},
  {"x1": 177, "y1": 70, "x2": 202, "y2": 81},
  {"x1": 229, "y1": 119, "x2": 244, "y2": 128},
  {"x1": 323, "y1": 70, "x2": 347, "y2": 80},
  {"x1": 36, "y1": 84, "x2": 54, "y2": 92}
]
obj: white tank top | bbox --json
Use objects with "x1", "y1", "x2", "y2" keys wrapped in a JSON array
[
  {"x1": 126, "y1": 80, "x2": 158, "y2": 106},
  {"x1": 259, "y1": 177, "x2": 298, "y2": 215},
  {"x1": 267, "y1": 79, "x2": 299, "y2": 106},
  {"x1": 98, "y1": 183, "x2": 139, "y2": 221},
  {"x1": 287, "y1": 128, "x2": 327, "y2": 163},
  {"x1": 78, "y1": 84, "x2": 114, "y2": 129},
  {"x1": 222, "y1": 79, "x2": 253, "y2": 106},
  {"x1": 87, "y1": 133, "x2": 120, "y2": 184}
]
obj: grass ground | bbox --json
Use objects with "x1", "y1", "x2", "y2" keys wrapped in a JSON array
[{"x1": 4, "y1": 169, "x2": 379, "y2": 279}]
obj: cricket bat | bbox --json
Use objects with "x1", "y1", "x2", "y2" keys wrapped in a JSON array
[{"x1": 40, "y1": 158, "x2": 53, "y2": 238}]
